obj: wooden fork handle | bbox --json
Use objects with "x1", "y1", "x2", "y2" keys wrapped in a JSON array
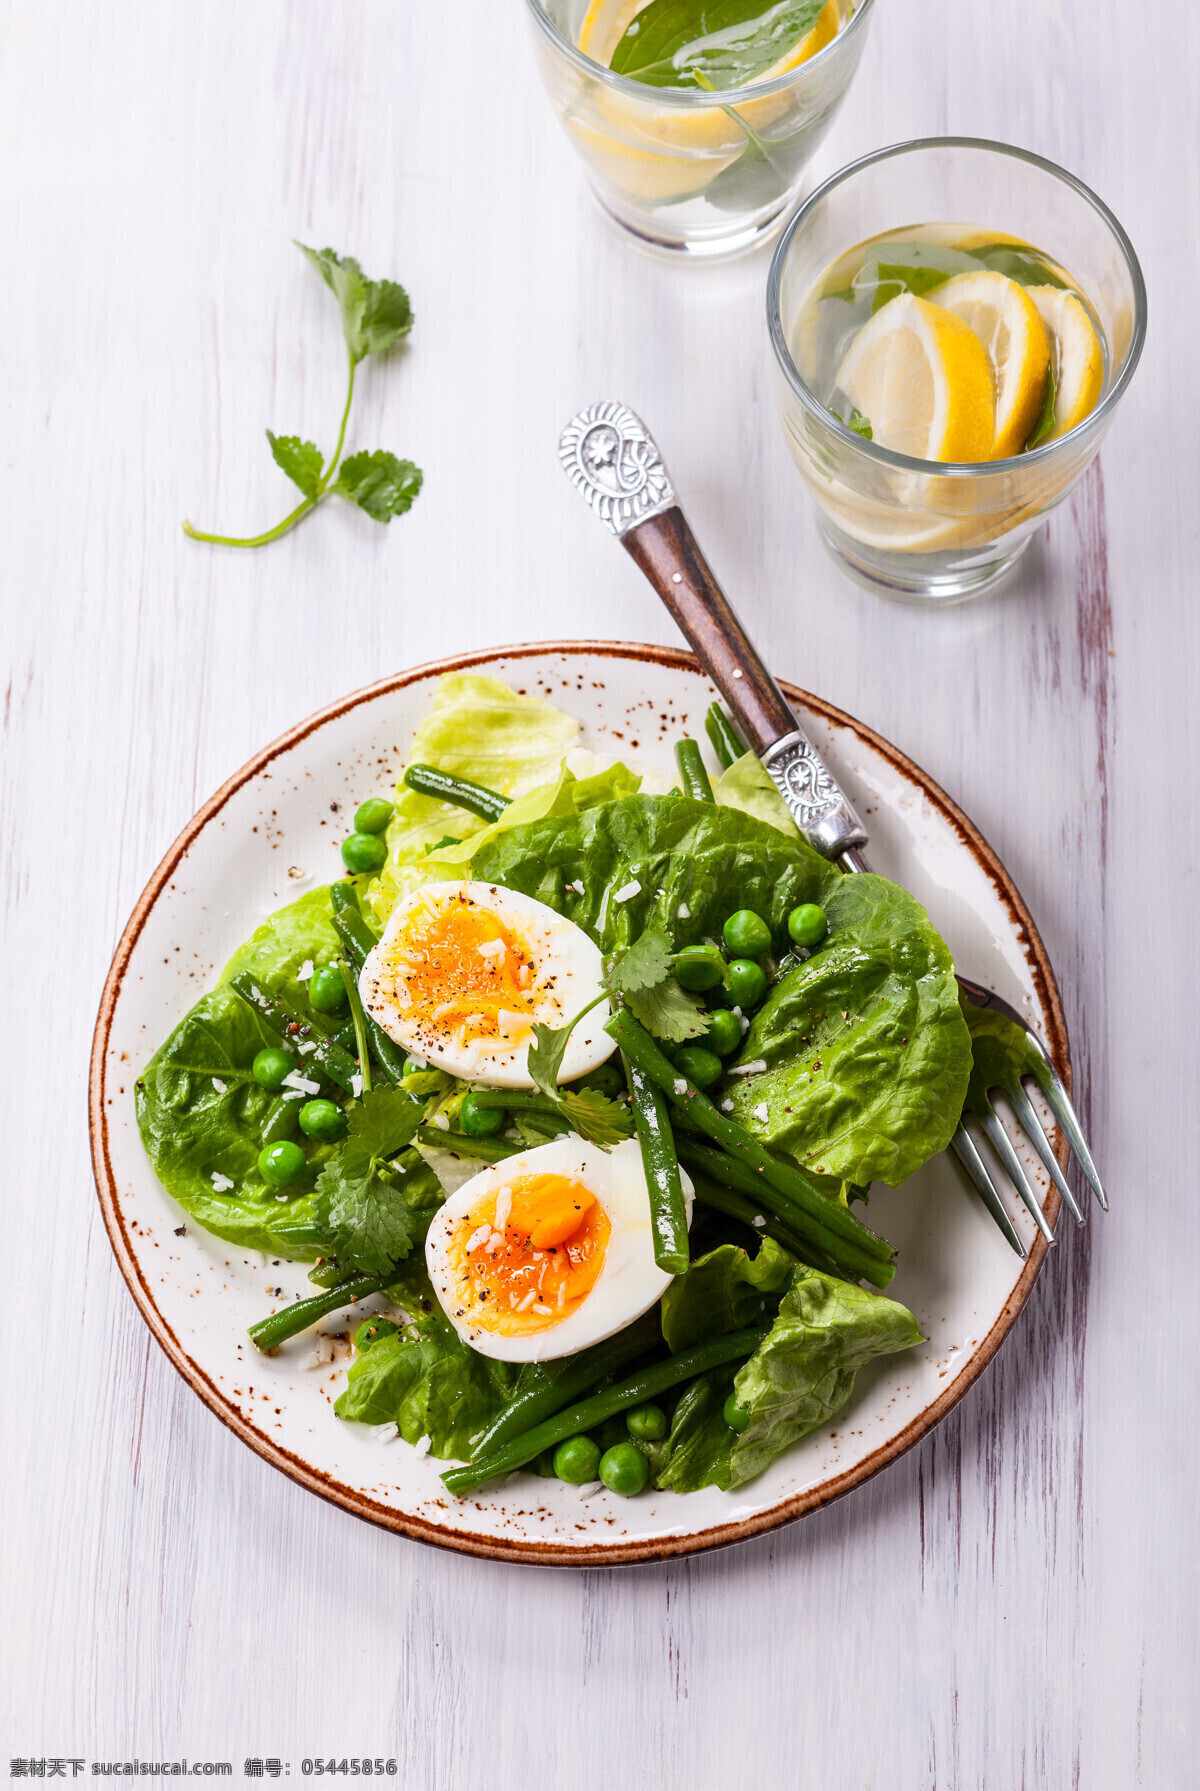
[
  {"x1": 623, "y1": 503, "x2": 870, "y2": 862},
  {"x1": 622, "y1": 505, "x2": 796, "y2": 754}
]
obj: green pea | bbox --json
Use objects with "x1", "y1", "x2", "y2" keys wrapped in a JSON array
[
  {"x1": 598, "y1": 1441, "x2": 651, "y2": 1497},
  {"x1": 553, "y1": 1435, "x2": 602, "y2": 1485},
  {"x1": 722, "y1": 909, "x2": 772, "y2": 957},
  {"x1": 705, "y1": 1008, "x2": 743, "y2": 1058},
  {"x1": 258, "y1": 1140, "x2": 307, "y2": 1188},
  {"x1": 353, "y1": 797, "x2": 395, "y2": 835},
  {"x1": 252, "y1": 1046, "x2": 295, "y2": 1091},
  {"x1": 356, "y1": 1317, "x2": 399, "y2": 1353},
  {"x1": 308, "y1": 964, "x2": 348, "y2": 1013},
  {"x1": 298, "y1": 1098, "x2": 348, "y2": 1143},
  {"x1": 340, "y1": 831, "x2": 388, "y2": 875},
  {"x1": 727, "y1": 959, "x2": 767, "y2": 1008},
  {"x1": 577, "y1": 1060, "x2": 625, "y2": 1098},
  {"x1": 787, "y1": 903, "x2": 828, "y2": 950},
  {"x1": 459, "y1": 1091, "x2": 507, "y2": 1136},
  {"x1": 674, "y1": 945, "x2": 725, "y2": 992},
  {"x1": 674, "y1": 1045, "x2": 723, "y2": 1089},
  {"x1": 626, "y1": 1403, "x2": 667, "y2": 1442},
  {"x1": 723, "y1": 1394, "x2": 751, "y2": 1433}
]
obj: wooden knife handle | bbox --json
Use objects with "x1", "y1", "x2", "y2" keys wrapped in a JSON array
[{"x1": 621, "y1": 505, "x2": 797, "y2": 753}]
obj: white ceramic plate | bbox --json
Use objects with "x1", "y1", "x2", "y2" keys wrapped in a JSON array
[{"x1": 90, "y1": 642, "x2": 1068, "y2": 1565}]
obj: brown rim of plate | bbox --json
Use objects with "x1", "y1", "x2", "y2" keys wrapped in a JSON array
[{"x1": 89, "y1": 640, "x2": 1069, "y2": 1569}]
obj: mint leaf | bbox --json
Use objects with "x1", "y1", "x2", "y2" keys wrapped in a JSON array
[
  {"x1": 313, "y1": 1086, "x2": 423, "y2": 1276},
  {"x1": 611, "y1": 0, "x2": 826, "y2": 92},
  {"x1": 334, "y1": 450, "x2": 423, "y2": 522},
  {"x1": 1025, "y1": 364, "x2": 1057, "y2": 450},
  {"x1": 267, "y1": 432, "x2": 323, "y2": 500},
  {"x1": 871, "y1": 262, "x2": 951, "y2": 313},
  {"x1": 848, "y1": 408, "x2": 873, "y2": 440},
  {"x1": 297, "y1": 245, "x2": 413, "y2": 365}
]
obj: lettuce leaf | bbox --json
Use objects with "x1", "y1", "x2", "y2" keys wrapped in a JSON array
[
  {"x1": 221, "y1": 884, "x2": 343, "y2": 1006},
  {"x1": 366, "y1": 674, "x2": 587, "y2": 922},
  {"x1": 725, "y1": 872, "x2": 972, "y2": 1185},
  {"x1": 712, "y1": 749, "x2": 805, "y2": 842},
  {"x1": 335, "y1": 1259, "x2": 519, "y2": 1458},
  {"x1": 657, "y1": 1265, "x2": 923, "y2": 1492},
  {"x1": 136, "y1": 982, "x2": 331, "y2": 1253},
  {"x1": 660, "y1": 1237, "x2": 796, "y2": 1352},
  {"x1": 469, "y1": 791, "x2": 837, "y2": 953}
]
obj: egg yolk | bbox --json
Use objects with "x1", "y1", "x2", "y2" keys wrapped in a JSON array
[
  {"x1": 389, "y1": 892, "x2": 550, "y2": 1056},
  {"x1": 445, "y1": 1173, "x2": 610, "y2": 1337}
]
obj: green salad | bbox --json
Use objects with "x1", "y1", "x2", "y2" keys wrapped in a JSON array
[{"x1": 137, "y1": 673, "x2": 976, "y2": 1500}]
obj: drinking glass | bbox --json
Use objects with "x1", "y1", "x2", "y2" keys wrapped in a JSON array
[
  {"x1": 524, "y1": 0, "x2": 878, "y2": 259},
  {"x1": 767, "y1": 138, "x2": 1147, "y2": 602}
]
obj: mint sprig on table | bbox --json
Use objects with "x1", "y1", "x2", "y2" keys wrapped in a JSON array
[
  {"x1": 183, "y1": 244, "x2": 422, "y2": 549},
  {"x1": 610, "y1": 0, "x2": 827, "y2": 91}
]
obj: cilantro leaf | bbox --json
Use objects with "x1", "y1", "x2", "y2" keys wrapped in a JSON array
[
  {"x1": 623, "y1": 978, "x2": 709, "y2": 1044},
  {"x1": 334, "y1": 450, "x2": 424, "y2": 522},
  {"x1": 607, "y1": 927, "x2": 675, "y2": 998},
  {"x1": 183, "y1": 244, "x2": 422, "y2": 552},
  {"x1": 297, "y1": 246, "x2": 414, "y2": 366},
  {"x1": 267, "y1": 432, "x2": 324, "y2": 500},
  {"x1": 526, "y1": 993, "x2": 608, "y2": 1104},
  {"x1": 558, "y1": 1088, "x2": 634, "y2": 1147},
  {"x1": 606, "y1": 925, "x2": 711, "y2": 1043},
  {"x1": 313, "y1": 1086, "x2": 423, "y2": 1276}
]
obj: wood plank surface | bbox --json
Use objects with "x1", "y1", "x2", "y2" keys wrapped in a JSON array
[{"x1": 2, "y1": 0, "x2": 1196, "y2": 1783}]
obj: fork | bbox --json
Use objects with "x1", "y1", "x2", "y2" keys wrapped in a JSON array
[{"x1": 557, "y1": 400, "x2": 1107, "y2": 1258}]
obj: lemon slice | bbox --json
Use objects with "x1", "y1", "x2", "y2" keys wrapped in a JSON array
[
  {"x1": 835, "y1": 292, "x2": 996, "y2": 462},
  {"x1": 1026, "y1": 287, "x2": 1105, "y2": 440},
  {"x1": 932, "y1": 271, "x2": 1050, "y2": 458}
]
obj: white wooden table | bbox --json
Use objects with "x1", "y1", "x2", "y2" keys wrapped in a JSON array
[{"x1": 3, "y1": 1, "x2": 1196, "y2": 1783}]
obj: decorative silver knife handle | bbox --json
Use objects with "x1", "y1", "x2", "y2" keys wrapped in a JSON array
[{"x1": 558, "y1": 401, "x2": 870, "y2": 866}]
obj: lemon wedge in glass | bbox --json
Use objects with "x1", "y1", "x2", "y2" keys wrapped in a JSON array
[
  {"x1": 579, "y1": 0, "x2": 840, "y2": 77},
  {"x1": 931, "y1": 271, "x2": 1051, "y2": 457},
  {"x1": 1026, "y1": 287, "x2": 1105, "y2": 440},
  {"x1": 835, "y1": 292, "x2": 996, "y2": 462}
]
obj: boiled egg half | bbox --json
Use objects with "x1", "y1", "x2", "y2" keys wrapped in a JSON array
[
  {"x1": 425, "y1": 1137, "x2": 693, "y2": 1362},
  {"x1": 359, "y1": 880, "x2": 614, "y2": 1087}
]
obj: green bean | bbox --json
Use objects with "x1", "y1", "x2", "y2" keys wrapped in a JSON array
[
  {"x1": 468, "y1": 1311, "x2": 661, "y2": 1460},
  {"x1": 404, "y1": 763, "x2": 510, "y2": 822},
  {"x1": 442, "y1": 1325, "x2": 770, "y2": 1495},
  {"x1": 674, "y1": 738, "x2": 714, "y2": 803},
  {"x1": 466, "y1": 1089, "x2": 564, "y2": 1118},
  {"x1": 687, "y1": 1170, "x2": 839, "y2": 1274},
  {"x1": 416, "y1": 1124, "x2": 521, "y2": 1162},
  {"x1": 231, "y1": 974, "x2": 360, "y2": 1094},
  {"x1": 623, "y1": 1052, "x2": 689, "y2": 1274},
  {"x1": 328, "y1": 886, "x2": 409, "y2": 1086},
  {"x1": 248, "y1": 1273, "x2": 386, "y2": 1352},
  {"x1": 606, "y1": 1008, "x2": 896, "y2": 1288},
  {"x1": 677, "y1": 1137, "x2": 841, "y2": 1270},
  {"x1": 705, "y1": 703, "x2": 747, "y2": 771},
  {"x1": 338, "y1": 959, "x2": 373, "y2": 1096},
  {"x1": 261, "y1": 1094, "x2": 301, "y2": 1144}
]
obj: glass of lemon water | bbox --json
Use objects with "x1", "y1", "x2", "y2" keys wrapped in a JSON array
[
  {"x1": 525, "y1": 0, "x2": 878, "y2": 258},
  {"x1": 767, "y1": 138, "x2": 1147, "y2": 602}
]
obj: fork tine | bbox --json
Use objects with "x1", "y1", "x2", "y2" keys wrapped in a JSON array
[
  {"x1": 979, "y1": 1103, "x2": 1056, "y2": 1244},
  {"x1": 1027, "y1": 1057, "x2": 1109, "y2": 1211},
  {"x1": 949, "y1": 1123, "x2": 1026, "y2": 1257},
  {"x1": 1005, "y1": 1080, "x2": 1085, "y2": 1225}
]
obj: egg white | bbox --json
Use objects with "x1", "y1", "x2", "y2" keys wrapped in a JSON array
[
  {"x1": 359, "y1": 880, "x2": 614, "y2": 1088},
  {"x1": 425, "y1": 1137, "x2": 694, "y2": 1363}
]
